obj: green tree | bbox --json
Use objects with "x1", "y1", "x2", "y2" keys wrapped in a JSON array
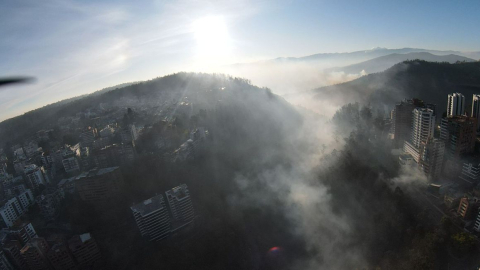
[{"x1": 451, "y1": 232, "x2": 476, "y2": 253}]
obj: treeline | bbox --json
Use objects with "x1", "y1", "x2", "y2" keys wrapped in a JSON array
[
  {"x1": 326, "y1": 103, "x2": 477, "y2": 269},
  {"x1": 314, "y1": 61, "x2": 480, "y2": 116}
]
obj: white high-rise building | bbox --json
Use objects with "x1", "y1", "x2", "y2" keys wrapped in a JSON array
[
  {"x1": 419, "y1": 138, "x2": 445, "y2": 180},
  {"x1": 447, "y1": 93, "x2": 465, "y2": 116},
  {"x1": 0, "y1": 198, "x2": 23, "y2": 228},
  {"x1": 410, "y1": 108, "x2": 435, "y2": 148},
  {"x1": 24, "y1": 165, "x2": 45, "y2": 191},
  {"x1": 131, "y1": 195, "x2": 172, "y2": 241},
  {"x1": 16, "y1": 189, "x2": 35, "y2": 212},
  {"x1": 165, "y1": 184, "x2": 194, "y2": 230},
  {"x1": 472, "y1": 94, "x2": 480, "y2": 131},
  {"x1": 474, "y1": 207, "x2": 480, "y2": 232},
  {"x1": 402, "y1": 108, "x2": 444, "y2": 180}
]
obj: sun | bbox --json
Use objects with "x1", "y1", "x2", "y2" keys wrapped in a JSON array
[{"x1": 192, "y1": 16, "x2": 231, "y2": 65}]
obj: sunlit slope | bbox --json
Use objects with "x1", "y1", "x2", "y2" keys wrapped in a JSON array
[{"x1": 0, "y1": 73, "x2": 300, "y2": 144}]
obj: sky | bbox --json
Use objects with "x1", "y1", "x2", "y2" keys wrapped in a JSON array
[{"x1": 1, "y1": 0, "x2": 480, "y2": 121}]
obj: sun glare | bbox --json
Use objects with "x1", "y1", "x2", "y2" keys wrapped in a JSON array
[{"x1": 193, "y1": 16, "x2": 231, "y2": 65}]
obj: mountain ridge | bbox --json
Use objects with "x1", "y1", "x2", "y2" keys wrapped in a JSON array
[
  {"x1": 231, "y1": 47, "x2": 480, "y2": 67},
  {"x1": 330, "y1": 52, "x2": 475, "y2": 75},
  {"x1": 313, "y1": 60, "x2": 480, "y2": 116}
]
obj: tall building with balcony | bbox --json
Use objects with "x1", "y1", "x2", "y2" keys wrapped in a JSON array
[
  {"x1": 419, "y1": 138, "x2": 445, "y2": 180},
  {"x1": 447, "y1": 92, "x2": 465, "y2": 116},
  {"x1": 391, "y1": 99, "x2": 423, "y2": 148},
  {"x1": 459, "y1": 158, "x2": 480, "y2": 186},
  {"x1": 472, "y1": 94, "x2": 480, "y2": 132},
  {"x1": 20, "y1": 237, "x2": 51, "y2": 270},
  {"x1": 410, "y1": 108, "x2": 435, "y2": 148},
  {"x1": 92, "y1": 143, "x2": 136, "y2": 169},
  {"x1": 403, "y1": 108, "x2": 435, "y2": 163},
  {"x1": 79, "y1": 128, "x2": 97, "y2": 148},
  {"x1": 3, "y1": 183, "x2": 26, "y2": 200},
  {"x1": 131, "y1": 195, "x2": 172, "y2": 241},
  {"x1": 0, "y1": 198, "x2": 23, "y2": 228},
  {"x1": 47, "y1": 241, "x2": 77, "y2": 270},
  {"x1": 41, "y1": 152, "x2": 55, "y2": 169},
  {"x1": 440, "y1": 116, "x2": 477, "y2": 158},
  {"x1": 17, "y1": 189, "x2": 34, "y2": 212},
  {"x1": 62, "y1": 157, "x2": 80, "y2": 174},
  {"x1": 165, "y1": 184, "x2": 194, "y2": 230},
  {"x1": 24, "y1": 165, "x2": 46, "y2": 192},
  {"x1": 3, "y1": 240, "x2": 27, "y2": 270},
  {"x1": 474, "y1": 207, "x2": 480, "y2": 232},
  {"x1": 457, "y1": 195, "x2": 479, "y2": 219},
  {"x1": 9, "y1": 222, "x2": 38, "y2": 246},
  {"x1": 75, "y1": 167, "x2": 123, "y2": 204},
  {"x1": 68, "y1": 233, "x2": 101, "y2": 269}
]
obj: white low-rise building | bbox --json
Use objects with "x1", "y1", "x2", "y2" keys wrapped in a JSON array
[{"x1": 0, "y1": 198, "x2": 23, "y2": 228}]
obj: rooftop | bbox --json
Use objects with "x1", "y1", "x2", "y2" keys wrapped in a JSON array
[
  {"x1": 165, "y1": 184, "x2": 189, "y2": 200},
  {"x1": 461, "y1": 155, "x2": 480, "y2": 166},
  {"x1": 68, "y1": 233, "x2": 93, "y2": 249},
  {"x1": 58, "y1": 176, "x2": 76, "y2": 187},
  {"x1": 97, "y1": 166, "x2": 119, "y2": 175},
  {"x1": 444, "y1": 115, "x2": 476, "y2": 123},
  {"x1": 79, "y1": 233, "x2": 91, "y2": 243},
  {"x1": 130, "y1": 194, "x2": 165, "y2": 216},
  {"x1": 23, "y1": 164, "x2": 39, "y2": 173},
  {"x1": 76, "y1": 167, "x2": 119, "y2": 180}
]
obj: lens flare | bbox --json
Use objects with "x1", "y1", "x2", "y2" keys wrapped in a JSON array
[{"x1": 268, "y1": 246, "x2": 281, "y2": 253}]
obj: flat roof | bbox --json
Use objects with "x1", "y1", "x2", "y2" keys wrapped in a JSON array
[
  {"x1": 130, "y1": 194, "x2": 165, "y2": 216},
  {"x1": 79, "y1": 233, "x2": 91, "y2": 243},
  {"x1": 58, "y1": 176, "x2": 76, "y2": 187},
  {"x1": 76, "y1": 167, "x2": 119, "y2": 180},
  {"x1": 165, "y1": 184, "x2": 189, "y2": 200}
]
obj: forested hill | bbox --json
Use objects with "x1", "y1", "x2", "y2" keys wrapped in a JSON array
[
  {"x1": 0, "y1": 73, "x2": 299, "y2": 144},
  {"x1": 331, "y1": 52, "x2": 474, "y2": 74},
  {"x1": 314, "y1": 60, "x2": 480, "y2": 115}
]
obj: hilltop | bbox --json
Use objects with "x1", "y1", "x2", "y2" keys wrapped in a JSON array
[
  {"x1": 313, "y1": 60, "x2": 480, "y2": 115},
  {"x1": 331, "y1": 52, "x2": 475, "y2": 75},
  {"x1": 0, "y1": 73, "x2": 299, "y2": 145}
]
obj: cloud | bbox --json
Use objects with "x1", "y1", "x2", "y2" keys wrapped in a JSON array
[
  {"x1": 390, "y1": 164, "x2": 428, "y2": 187},
  {"x1": 0, "y1": 0, "x2": 261, "y2": 121},
  {"x1": 224, "y1": 106, "x2": 372, "y2": 269}
]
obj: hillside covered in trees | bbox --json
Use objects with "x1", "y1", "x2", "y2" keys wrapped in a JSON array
[{"x1": 314, "y1": 60, "x2": 480, "y2": 115}]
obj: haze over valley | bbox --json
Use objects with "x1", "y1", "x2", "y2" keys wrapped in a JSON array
[{"x1": 1, "y1": 1, "x2": 480, "y2": 270}]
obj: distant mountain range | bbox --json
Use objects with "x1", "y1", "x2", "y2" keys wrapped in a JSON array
[
  {"x1": 226, "y1": 48, "x2": 480, "y2": 97},
  {"x1": 231, "y1": 47, "x2": 480, "y2": 70},
  {"x1": 271, "y1": 47, "x2": 480, "y2": 64},
  {"x1": 313, "y1": 60, "x2": 480, "y2": 116},
  {"x1": 330, "y1": 52, "x2": 475, "y2": 75}
]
